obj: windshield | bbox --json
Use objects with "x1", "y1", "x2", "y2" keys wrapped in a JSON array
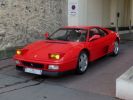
[{"x1": 48, "y1": 28, "x2": 87, "y2": 42}]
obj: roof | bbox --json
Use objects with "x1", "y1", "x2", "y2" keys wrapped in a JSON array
[{"x1": 63, "y1": 26, "x2": 102, "y2": 30}]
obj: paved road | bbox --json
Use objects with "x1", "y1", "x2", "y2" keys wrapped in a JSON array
[{"x1": 0, "y1": 40, "x2": 133, "y2": 100}]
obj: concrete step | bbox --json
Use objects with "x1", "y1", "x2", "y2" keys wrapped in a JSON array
[{"x1": 116, "y1": 66, "x2": 133, "y2": 100}]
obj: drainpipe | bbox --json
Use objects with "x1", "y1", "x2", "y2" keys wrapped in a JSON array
[{"x1": 116, "y1": 12, "x2": 120, "y2": 33}]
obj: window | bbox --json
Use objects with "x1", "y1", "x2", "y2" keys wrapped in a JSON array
[
  {"x1": 48, "y1": 28, "x2": 87, "y2": 42},
  {"x1": 89, "y1": 28, "x2": 108, "y2": 38},
  {"x1": 89, "y1": 28, "x2": 99, "y2": 38},
  {"x1": 98, "y1": 28, "x2": 108, "y2": 36}
]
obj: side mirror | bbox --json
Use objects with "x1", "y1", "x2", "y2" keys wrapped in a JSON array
[
  {"x1": 44, "y1": 32, "x2": 49, "y2": 39},
  {"x1": 89, "y1": 35, "x2": 101, "y2": 42}
]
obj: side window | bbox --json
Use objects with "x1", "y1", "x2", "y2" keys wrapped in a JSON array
[
  {"x1": 89, "y1": 28, "x2": 99, "y2": 38},
  {"x1": 89, "y1": 28, "x2": 108, "y2": 38},
  {"x1": 98, "y1": 28, "x2": 108, "y2": 37}
]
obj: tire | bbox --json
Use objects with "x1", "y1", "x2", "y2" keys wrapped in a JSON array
[
  {"x1": 76, "y1": 51, "x2": 89, "y2": 74},
  {"x1": 111, "y1": 41, "x2": 119, "y2": 56}
]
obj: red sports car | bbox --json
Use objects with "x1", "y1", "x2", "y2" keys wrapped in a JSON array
[{"x1": 14, "y1": 26, "x2": 120, "y2": 76}]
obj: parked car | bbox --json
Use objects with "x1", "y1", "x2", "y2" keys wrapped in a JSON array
[{"x1": 14, "y1": 26, "x2": 120, "y2": 76}]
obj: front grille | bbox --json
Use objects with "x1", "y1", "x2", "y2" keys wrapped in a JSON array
[{"x1": 22, "y1": 61, "x2": 44, "y2": 69}]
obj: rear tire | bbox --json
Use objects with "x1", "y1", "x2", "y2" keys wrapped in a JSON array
[
  {"x1": 76, "y1": 51, "x2": 89, "y2": 74},
  {"x1": 111, "y1": 41, "x2": 119, "y2": 56}
]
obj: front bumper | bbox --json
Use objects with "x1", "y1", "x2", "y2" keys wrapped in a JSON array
[
  {"x1": 15, "y1": 57, "x2": 77, "y2": 72},
  {"x1": 16, "y1": 65, "x2": 61, "y2": 76}
]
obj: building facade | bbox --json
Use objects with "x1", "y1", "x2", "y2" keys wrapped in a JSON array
[
  {"x1": 68, "y1": 0, "x2": 133, "y2": 28},
  {"x1": 0, "y1": 0, "x2": 132, "y2": 53}
]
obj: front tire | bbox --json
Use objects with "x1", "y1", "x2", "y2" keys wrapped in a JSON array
[{"x1": 76, "y1": 51, "x2": 89, "y2": 74}]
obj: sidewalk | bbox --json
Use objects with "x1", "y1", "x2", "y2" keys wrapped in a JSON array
[
  {"x1": 0, "y1": 59, "x2": 15, "y2": 67},
  {"x1": 120, "y1": 32, "x2": 133, "y2": 41}
]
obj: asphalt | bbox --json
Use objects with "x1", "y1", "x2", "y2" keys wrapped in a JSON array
[
  {"x1": 0, "y1": 60, "x2": 115, "y2": 100},
  {"x1": 0, "y1": 33, "x2": 133, "y2": 100}
]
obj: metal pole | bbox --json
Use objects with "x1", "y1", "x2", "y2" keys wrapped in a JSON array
[{"x1": 116, "y1": 12, "x2": 120, "y2": 33}]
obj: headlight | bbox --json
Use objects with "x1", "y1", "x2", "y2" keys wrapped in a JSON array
[
  {"x1": 48, "y1": 65, "x2": 59, "y2": 70},
  {"x1": 16, "y1": 49, "x2": 28, "y2": 55},
  {"x1": 49, "y1": 54, "x2": 61, "y2": 60},
  {"x1": 16, "y1": 50, "x2": 22, "y2": 55}
]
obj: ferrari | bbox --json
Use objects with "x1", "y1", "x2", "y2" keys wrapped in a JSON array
[{"x1": 14, "y1": 26, "x2": 120, "y2": 76}]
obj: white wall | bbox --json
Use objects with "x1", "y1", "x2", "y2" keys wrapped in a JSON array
[
  {"x1": 86, "y1": 0, "x2": 112, "y2": 27},
  {"x1": 68, "y1": 0, "x2": 88, "y2": 26},
  {"x1": 78, "y1": 0, "x2": 88, "y2": 25},
  {"x1": 102, "y1": 0, "x2": 111, "y2": 27},
  {"x1": 117, "y1": 0, "x2": 125, "y2": 26},
  {"x1": 87, "y1": 0, "x2": 103, "y2": 26},
  {"x1": 110, "y1": 0, "x2": 131, "y2": 27},
  {"x1": 68, "y1": 0, "x2": 131, "y2": 27},
  {"x1": 68, "y1": 0, "x2": 111, "y2": 26},
  {"x1": 110, "y1": 0, "x2": 117, "y2": 27},
  {"x1": 131, "y1": 0, "x2": 133, "y2": 26},
  {"x1": 68, "y1": 0, "x2": 79, "y2": 26},
  {"x1": 68, "y1": 0, "x2": 103, "y2": 26}
]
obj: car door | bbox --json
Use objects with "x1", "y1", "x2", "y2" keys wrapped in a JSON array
[{"x1": 87, "y1": 28, "x2": 109, "y2": 61}]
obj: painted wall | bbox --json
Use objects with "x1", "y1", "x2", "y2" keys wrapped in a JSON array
[
  {"x1": 86, "y1": 0, "x2": 102, "y2": 26},
  {"x1": 102, "y1": 0, "x2": 111, "y2": 27},
  {"x1": 68, "y1": 0, "x2": 79, "y2": 26},
  {"x1": 68, "y1": 0, "x2": 88, "y2": 26},
  {"x1": 78, "y1": 0, "x2": 88, "y2": 25},
  {"x1": 68, "y1": 0, "x2": 102, "y2": 26},
  {"x1": 131, "y1": 0, "x2": 133, "y2": 26},
  {"x1": 68, "y1": 0, "x2": 111, "y2": 27},
  {"x1": 110, "y1": 0, "x2": 131, "y2": 27},
  {"x1": 68, "y1": 0, "x2": 132, "y2": 27}
]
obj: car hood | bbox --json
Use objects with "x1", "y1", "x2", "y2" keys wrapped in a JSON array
[{"x1": 22, "y1": 40, "x2": 79, "y2": 61}]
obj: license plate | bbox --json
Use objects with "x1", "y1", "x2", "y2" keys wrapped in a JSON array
[{"x1": 25, "y1": 68, "x2": 42, "y2": 75}]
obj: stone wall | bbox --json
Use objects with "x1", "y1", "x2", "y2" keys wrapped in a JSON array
[{"x1": 0, "y1": 0, "x2": 67, "y2": 50}]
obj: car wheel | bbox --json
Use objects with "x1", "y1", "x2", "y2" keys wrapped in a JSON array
[
  {"x1": 111, "y1": 41, "x2": 119, "y2": 56},
  {"x1": 76, "y1": 51, "x2": 89, "y2": 74}
]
